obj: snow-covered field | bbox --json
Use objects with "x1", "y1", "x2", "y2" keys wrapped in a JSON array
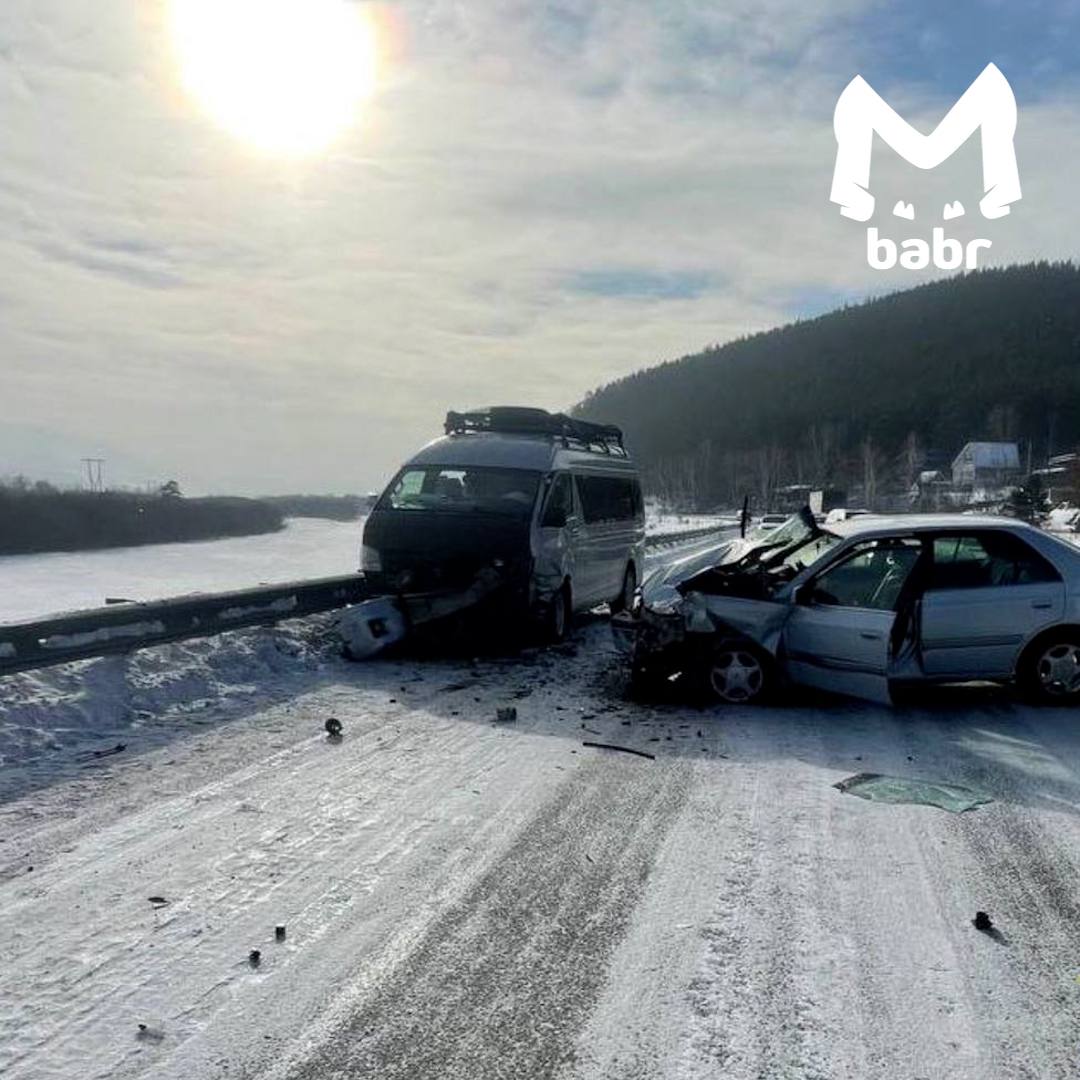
[
  {"x1": 3, "y1": 605, "x2": 1080, "y2": 1079},
  {"x1": 0, "y1": 518, "x2": 364, "y2": 624}
]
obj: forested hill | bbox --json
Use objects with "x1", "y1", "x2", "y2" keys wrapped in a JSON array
[{"x1": 574, "y1": 262, "x2": 1080, "y2": 507}]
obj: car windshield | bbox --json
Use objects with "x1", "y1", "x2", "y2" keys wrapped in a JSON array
[
  {"x1": 771, "y1": 531, "x2": 842, "y2": 575},
  {"x1": 381, "y1": 465, "x2": 541, "y2": 517},
  {"x1": 741, "y1": 510, "x2": 822, "y2": 563}
]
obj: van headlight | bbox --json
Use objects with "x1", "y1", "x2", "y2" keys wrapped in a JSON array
[{"x1": 360, "y1": 545, "x2": 382, "y2": 572}]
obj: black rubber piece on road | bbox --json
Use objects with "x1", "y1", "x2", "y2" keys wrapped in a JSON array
[{"x1": 582, "y1": 740, "x2": 656, "y2": 760}]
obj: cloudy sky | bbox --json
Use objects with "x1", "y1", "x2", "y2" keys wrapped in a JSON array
[{"x1": 3, "y1": 0, "x2": 1080, "y2": 494}]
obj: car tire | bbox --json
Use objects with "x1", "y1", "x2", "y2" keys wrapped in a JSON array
[
  {"x1": 1018, "y1": 631, "x2": 1080, "y2": 704},
  {"x1": 546, "y1": 583, "x2": 572, "y2": 644},
  {"x1": 703, "y1": 638, "x2": 773, "y2": 705},
  {"x1": 611, "y1": 563, "x2": 636, "y2": 614}
]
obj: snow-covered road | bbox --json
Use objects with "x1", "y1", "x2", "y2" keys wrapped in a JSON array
[{"x1": 3, "y1": 618, "x2": 1080, "y2": 1079}]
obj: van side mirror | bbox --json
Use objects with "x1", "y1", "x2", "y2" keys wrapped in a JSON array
[{"x1": 543, "y1": 507, "x2": 567, "y2": 528}]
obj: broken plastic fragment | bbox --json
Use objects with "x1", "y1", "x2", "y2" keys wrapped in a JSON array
[{"x1": 834, "y1": 772, "x2": 992, "y2": 813}]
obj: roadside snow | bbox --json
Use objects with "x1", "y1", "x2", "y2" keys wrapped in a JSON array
[{"x1": 0, "y1": 615, "x2": 337, "y2": 787}]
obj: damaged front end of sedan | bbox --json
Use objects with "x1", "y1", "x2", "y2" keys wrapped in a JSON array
[{"x1": 614, "y1": 508, "x2": 836, "y2": 702}]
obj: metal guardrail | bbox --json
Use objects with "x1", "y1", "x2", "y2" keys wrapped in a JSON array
[
  {"x1": 0, "y1": 574, "x2": 370, "y2": 677},
  {"x1": 645, "y1": 523, "x2": 737, "y2": 549},
  {"x1": 0, "y1": 525, "x2": 735, "y2": 677}
]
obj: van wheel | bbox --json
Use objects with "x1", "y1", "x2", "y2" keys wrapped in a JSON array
[
  {"x1": 546, "y1": 584, "x2": 572, "y2": 643},
  {"x1": 1018, "y1": 631, "x2": 1080, "y2": 703},
  {"x1": 611, "y1": 564, "x2": 636, "y2": 614},
  {"x1": 703, "y1": 639, "x2": 773, "y2": 705}
]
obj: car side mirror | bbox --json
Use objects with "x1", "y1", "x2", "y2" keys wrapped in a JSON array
[
  {"x1": 543, "y1": 507, "x2": 567, "y2": 528},
  {"x1": 791, "y1": 583, "x2": 808, "y2": 605}
]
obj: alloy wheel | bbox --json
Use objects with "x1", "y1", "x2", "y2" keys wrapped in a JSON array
[
  {"x1": 1036, "y1": 641, "x2": 1080, "y2": 697},
  {"x1": 709, "y1": 648, "x2": 765, "y2": 703}
]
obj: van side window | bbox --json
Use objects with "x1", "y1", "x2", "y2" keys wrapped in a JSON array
[
  {"x1": 542, "y1": 474, "x2": 573, "y2": 525},
  {"x1": 577, "y1": 476, "x2": 638, "y2": 523},
  {"x1": 930, "y1": 533, "x2": 1060, "y2": 589}
]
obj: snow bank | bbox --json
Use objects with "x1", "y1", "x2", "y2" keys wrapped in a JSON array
[{"x1": 0, "y1": 615, "x2": 338, "y2": 775}]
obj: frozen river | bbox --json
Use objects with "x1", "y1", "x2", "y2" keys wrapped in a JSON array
[{"x1": 0, "y1": 517, "x2": 363, "y2": 623}]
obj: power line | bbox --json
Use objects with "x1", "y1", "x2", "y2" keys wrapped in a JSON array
[{"x1": 80, "y1": 458, "x2": 105, "y2": 493}]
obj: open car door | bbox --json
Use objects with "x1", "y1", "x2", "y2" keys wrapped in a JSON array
[{"x1": 782, "y1": 538, "x2": 923, "y2": 705}]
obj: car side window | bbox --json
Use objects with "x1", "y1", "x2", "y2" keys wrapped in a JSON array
[
  {"x1": 542, "y1": 473, "x2": 573, "y2": 526},
  {"x1": 930, "y1": 533, "x2": 1060, "y2": 589},
  {"x1": 809, "y1": 539, "x2": 921, "y2": 611}
]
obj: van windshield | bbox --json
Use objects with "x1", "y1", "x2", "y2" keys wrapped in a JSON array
[{"x1": 381, "y1": 465, "x2": 541, "y2": 518}]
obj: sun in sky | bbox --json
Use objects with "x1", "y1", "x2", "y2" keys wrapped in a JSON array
[{"x1": 169, "y1": 0, "x2": 378, "y2": 156}]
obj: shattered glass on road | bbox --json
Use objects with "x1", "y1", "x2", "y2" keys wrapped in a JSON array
[{"x1": 834, "y1": 771, "x2": 993, "y2": 813}]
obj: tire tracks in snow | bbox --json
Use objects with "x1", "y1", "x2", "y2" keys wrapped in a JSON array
[{"x1": 282, "y1": 752, "x2": 691, "y2": 1080}]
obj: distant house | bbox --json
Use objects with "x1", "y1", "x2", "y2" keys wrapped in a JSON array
[{"x1": 951, "y1": 441, "x2": 1022, "y2": 488}]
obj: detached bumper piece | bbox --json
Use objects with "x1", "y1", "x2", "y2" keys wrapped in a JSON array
[{"x1": 338, "y1": 564, "x2": 524, "y2": 659}]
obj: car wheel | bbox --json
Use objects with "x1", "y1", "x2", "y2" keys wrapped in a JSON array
[
  {"x1": 611, "y1": 564, "x2": 636, "y2": 614},
  {"x1": 705, "y1": 640, "x2": 772, "y2": 705},
  {"x1": 1019, "y1": 632, "x2": 1080, "y2": 703},
  {"x1": 546, "y1": 583, "x2": 572, "y2": 643}
]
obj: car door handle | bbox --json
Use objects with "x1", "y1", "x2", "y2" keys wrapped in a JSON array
[
  {"x1": 860, "y1": 631, "x2": 883, "y2": 640},
  {"x1": 1032, "y1": 601, "x2": 1053, "y2": 610}
]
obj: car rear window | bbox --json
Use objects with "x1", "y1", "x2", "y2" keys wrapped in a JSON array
[{"x1": 929, "y1": 532, "x2": 1060, "y2": 589}]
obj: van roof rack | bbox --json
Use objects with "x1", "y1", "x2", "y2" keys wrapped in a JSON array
[{"x1": 444, "y1": 407, "x2": 627, "y2": 456}]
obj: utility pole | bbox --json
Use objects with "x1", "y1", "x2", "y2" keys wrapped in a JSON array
[{"x1": 81, "y1": 458, "x2": 105, "y2": 492}]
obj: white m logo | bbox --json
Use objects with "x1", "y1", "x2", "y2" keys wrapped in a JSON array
[{"x1": 830, "y1": 63, "x2": 1021, "y2": 223}]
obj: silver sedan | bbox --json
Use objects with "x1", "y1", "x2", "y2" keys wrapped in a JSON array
[{"x1": 615, "y1": 511, "x2": 1080, "y2": 705}]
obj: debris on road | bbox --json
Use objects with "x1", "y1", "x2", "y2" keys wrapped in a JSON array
[
  {"x1": 85, "y1": 743, "x2": 126, "y2": 759},
  {"x1": 337, "y1": 598, "x2": 408, "y2": 660},
  {"x1": 324, "y1": 717, "x2": 343, "y2": 738},
  {"x1": 834, "y1": 772, "x2": 992, "y2": 813},
  {"x1": 495, "y1": 707, "x2": 517, "y2": 723},
  {"x1": 582, "y1": 740, "x2": 656, "y2": 761},
  {"x1": 972, "y1": 910, "x2": 1008, "y2": 944}
]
